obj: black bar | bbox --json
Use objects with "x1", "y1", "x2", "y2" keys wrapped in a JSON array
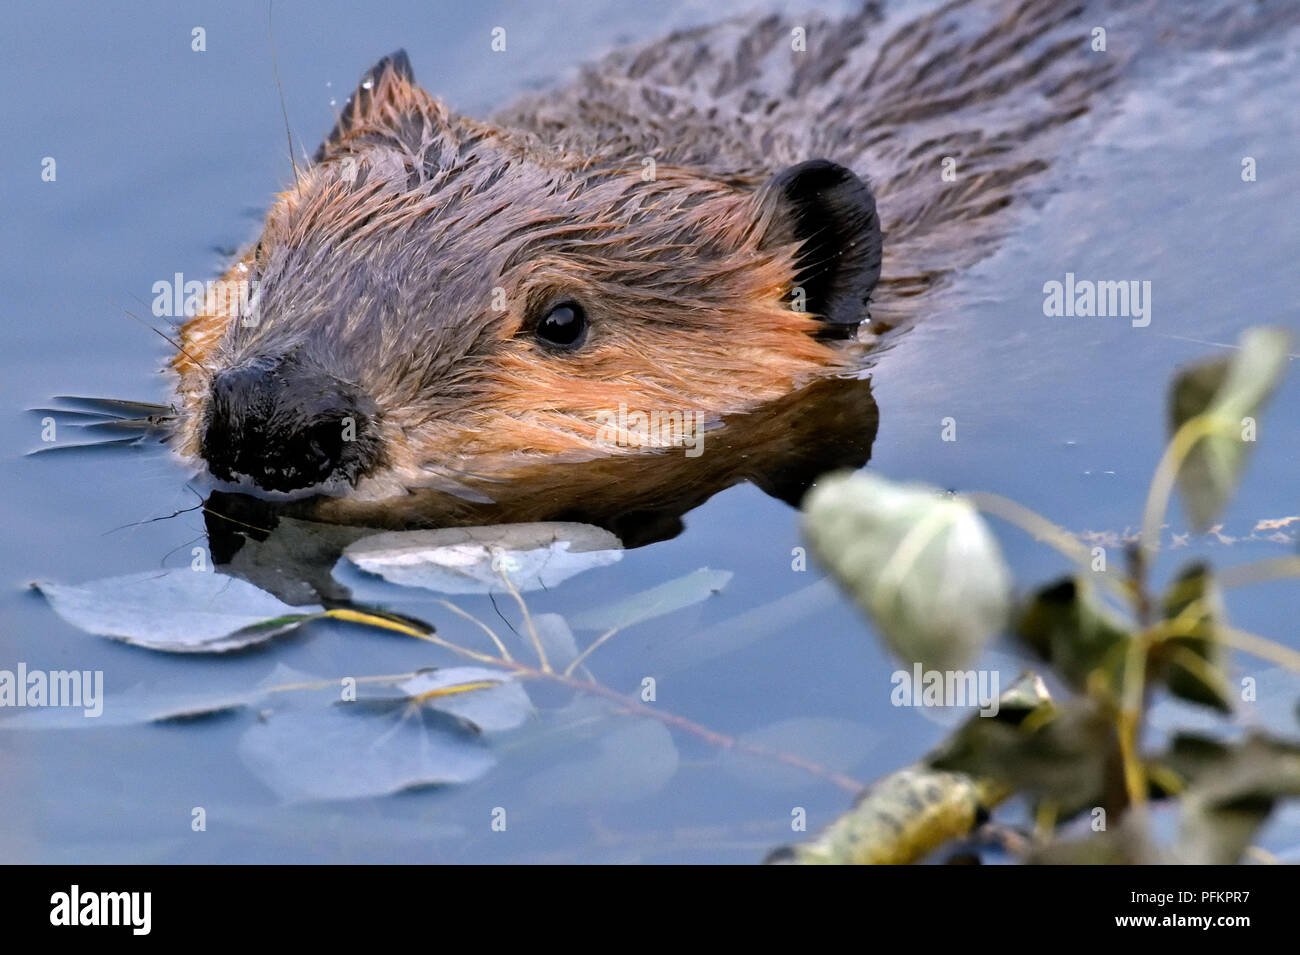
[{"x1": 6, "y1": 864, "x2": 1284, "y2": 939}]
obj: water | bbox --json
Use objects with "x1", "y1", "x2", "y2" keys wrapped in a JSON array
[{"x1": 1, "y1": 1, "x2": 1297, "y2": 863}]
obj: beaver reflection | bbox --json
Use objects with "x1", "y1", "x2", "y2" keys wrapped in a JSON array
[{"x1": 201, "y1": 372, "x2": 878, "y2": 600}]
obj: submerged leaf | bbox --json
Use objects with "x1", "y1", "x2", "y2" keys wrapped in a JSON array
[
  {"x1": 720, "y1": 717, "x2": 878, "y2": 792},
  {"x1": 1169, "y1": 326, "x2": 1290, "y2": 531},
  {"x1": 33, "y1": 571, "x2": 321, "y2": 652},
  {"x1": 530, "y1": 614, "x2": 579, "y2": 671},
  {"x1": 341, "y1": 522, "x2": 622, "y2": 594},
  {"x1": 803, "y1": 471, "x2": 1010, "y2": 670},
  {"x1": 569, "y1": 567, "x2": 733, "y2": 631},
  {"x1": 525, "y1": 718, "x2": 679, "y2": 806},
  {"x1": 239, "y1": 665, "x2": 530, "y2": 801},
  {"x1": 650, "y1": 578, "x2": 839, "y2": 676},
  {"x1": 238, "y1": 701, "x2": 496, "y2": 802}
]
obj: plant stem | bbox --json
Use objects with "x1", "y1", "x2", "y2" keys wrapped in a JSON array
[{"x1": 1138, "y1": 413, "x2": 1224, "y2": 563}]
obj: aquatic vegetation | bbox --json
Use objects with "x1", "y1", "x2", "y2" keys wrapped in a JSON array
[
  {"x1": 17, "y1": 328, "x2": 1296, "y2": 864},
  {"x1": 793, "y1": 326, "x2": 1299, "y2": 863}
]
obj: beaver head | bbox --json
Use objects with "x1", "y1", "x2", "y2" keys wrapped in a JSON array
[{"x1": 172, "y1": 51, "x2": 882, "y2": 502}]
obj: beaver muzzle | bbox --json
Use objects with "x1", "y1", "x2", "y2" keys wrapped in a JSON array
[{"x1": 200, "y1": 355, "x2": 380, "y2": 494}]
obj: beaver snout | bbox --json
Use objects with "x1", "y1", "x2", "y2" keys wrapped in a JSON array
[{"x1": 200, "y1": 356, "x2": 379, "y2": 493}]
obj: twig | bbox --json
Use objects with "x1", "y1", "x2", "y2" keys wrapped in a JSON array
[
  {"x1": 496, "y1": 562, "x2": 550, "y2": 672},
  {"x1": 330, "y1": 602, "x2": 863, "y2": 793},
  {"x1": 435, "y1": 598, "x2": 514, "y2": 662},
  {"x1": 564, "y1": 626, "x2": 621, "y2": 677}
]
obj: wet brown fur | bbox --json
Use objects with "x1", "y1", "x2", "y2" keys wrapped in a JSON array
[
  {"x1": 174, "y1": 55, "x2": 842, "y2": 504},
  {"x1": 173, "y1": 0, "x2": 1221, "y2": 525}
]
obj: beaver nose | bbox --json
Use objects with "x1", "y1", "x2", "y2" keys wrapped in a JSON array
[{"x1": 200, "y1": 356, "x2": 378, "y2": 493}]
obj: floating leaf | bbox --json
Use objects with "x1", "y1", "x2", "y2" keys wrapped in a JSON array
[
  {"x1": 569, "y1": 567, "x2": 733, "y2": 632},
  {"x1": 1156, "y1": 563, "x2": 1232, "y2": 713},
  {"x1": 803, "y1": 471, "x2": 1011, "y2": 670},
  {"x1": 0, "y1": 664, "x2": 375, "y2": 730},
  {"x1": 341, "y1": 522, "x2": 622, "y2": 594},
  {"x1": 391, "y1": 667, "x2": 532, "y2": 732},
  {"x1": 1169, "y1": 326, "x2": 1290, "y2": 531},
  {"x1": 238, "y1": 701, "x2": 496, "y2": 802},
  {"x1": 1016, "y1": 577, "x2": 1131, "y2": 692},
  {"x1": 0, "y1": 681, "x2": 262, "y2": 729},
  {"x1": 33, "y1": 571, "x2": 321, "y2": 652}
]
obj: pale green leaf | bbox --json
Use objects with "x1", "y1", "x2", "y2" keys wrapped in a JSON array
[{"x1": 803, "y1": 471, "x2": 1011, "y2": 670}]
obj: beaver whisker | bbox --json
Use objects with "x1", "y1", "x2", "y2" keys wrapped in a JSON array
[
  {"x1": 267, "y1": 0, "x2": 301, "y2": 195},
  {"x1": 116, "y1": 302, "x2": 214, "y2": 378}
]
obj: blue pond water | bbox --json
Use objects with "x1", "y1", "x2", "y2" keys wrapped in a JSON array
[{"x1": 1, "y1": 1, "x2": 1296, "y2": 862}]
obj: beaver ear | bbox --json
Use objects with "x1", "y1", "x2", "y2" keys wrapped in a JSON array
[
  {"x1": 314, "y1": 50, "x2": 420, "y2": 162},
  {"x1": 757, "y1": 160, "x2": 882, "y2": 326}
]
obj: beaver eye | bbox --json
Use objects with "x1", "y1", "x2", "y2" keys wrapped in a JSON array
[{"x1": 535, "y1": 302, "x2": 587, "y2": 350}]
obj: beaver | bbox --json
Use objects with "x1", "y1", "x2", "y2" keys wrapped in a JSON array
[{"x1": 170, "y1": 0, "x2": 1290, "y2": 534}]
